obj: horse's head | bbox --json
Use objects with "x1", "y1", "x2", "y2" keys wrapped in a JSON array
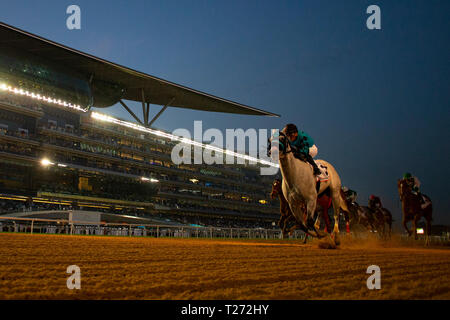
[
  {"x1": 270, "y1": 178, "x2": 282, "y2": 199},
  {"x1": 397, "y1": 178, "x2": 410, "y2": 201},
  {"x1": 267, "y1": 129, "x2": 292, "y2": 162}
]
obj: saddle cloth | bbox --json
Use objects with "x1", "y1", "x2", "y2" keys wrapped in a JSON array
[{"x1": 315, "y1": 161, "x2": 329, "y2": 182}]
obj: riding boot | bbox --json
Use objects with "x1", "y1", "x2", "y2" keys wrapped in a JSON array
[
  {"x1": 418, "y1": 192, "x2": 425, "y2": 204},
  {"x1": 305, "y1": 154, "x2": 322, "y2": 176}
]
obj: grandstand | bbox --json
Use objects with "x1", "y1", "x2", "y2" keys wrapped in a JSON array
[{"x1": 0, "y1": 22, "x2": 280, "y2": 230}]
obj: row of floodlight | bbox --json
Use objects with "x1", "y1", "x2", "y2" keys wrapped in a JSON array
[
  {"x1": 0, "y1": 82, "x2": 87, "y2": 112},
  {"x1": 40, "y1": 158, "x2": 159, "y2": 183},
  {"x1": 91, "y1": 112, "x2": 279, "y2": 168},
  {"x1": 0, "y1": 80, "x2": 278, "y2": 168}
]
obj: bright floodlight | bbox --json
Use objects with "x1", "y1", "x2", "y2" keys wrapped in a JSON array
[
  {"x1": 141, "y1": 177, "x2": 159, "y2": 183},
  {"x1": 416, "y1": 228, "x2": 425, "y2": 234},
  {"x1": 40, "y1": 158, "x2": 54, "y2": 166}
]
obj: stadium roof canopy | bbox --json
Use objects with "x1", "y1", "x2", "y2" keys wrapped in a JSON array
[{"x1": 0, "y1": 22, "x2": 279, "y2": 125}]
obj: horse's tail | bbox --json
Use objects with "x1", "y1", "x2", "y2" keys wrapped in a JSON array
[{"x1": 339, "y1": 189, "x2": 350, "y2": 213}]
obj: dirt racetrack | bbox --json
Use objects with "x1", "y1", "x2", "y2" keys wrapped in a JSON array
[{"x1": 0, "y1": 233, "x2": 449, "y2": 299}]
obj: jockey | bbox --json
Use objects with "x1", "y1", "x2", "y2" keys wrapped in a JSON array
[
  {"x1": 284, "y1": 123, "x2": 321, "y2": 176},
  {"x1": 368, "y1": 195, "x2": 382, "y2": 211},
  {"x1": 343, "y1": 186, "x2": 357, "y2": 203},
  {"x1": 403, "y1": 172, "x2": 426, "y2": 204},
  {"x1": 403, "y1": 172, "x2": 420, "y2": 194}
]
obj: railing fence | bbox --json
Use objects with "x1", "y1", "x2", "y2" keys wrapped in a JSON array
[
  {"x1": 0, "y1": 216, "x2": 305, "y2": 240},
  {"x1": 1, "y1": 216, "x2": 448, "y2": 244}
]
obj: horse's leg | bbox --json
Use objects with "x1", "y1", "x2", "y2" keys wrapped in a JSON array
[
  {"x1": 314, "y1": 210, "x2": 321, "y2": 231},
  {"x1": 386, "y1": 215, "x2": 391, "y2": 240},
  {"x1": 280, "y1": 215, "x2": 288, "y2": 238},
  {"x1": 425, "y1": 216, "x2": 432, "y2": 246},
  {"x1": 377, "y1": 212, "x2": 384, "y2": 239},
  {"x1": 281, "y1": 223, "x2": 287, "y2": 239},
  {"x1": 278, "y1": 215, "x2": 285, "y2": 228},
  {"x1": 288, "y1": 224, "x2": 298, "y2": 237},
  {"x1": 305, "y1": 198, "x2": 321, "y2": 238},
  {"x1": 358, "y1": 209, "x2": 368, "y2": 233},
  {"x1": 286, "y1": 214, "x2": 297, "y2": 237},
  {"x1": 369, "y1": 219, "x2": 376, "y2": 233},
  {"x1": 279, "y1": 215, "x2": 287, "y2": 239},
  {"x1": 330, "y1": 192, "x2": 341, "y2": 243},
  {"x1": 403, "y1": 216, "x2": 412, "y2": 237},
  {"x1": 412, "y1": 216, "x2": 419, "y2": 240},
  {"x1": 324, "y1": 208, "x2": 331, "y2": 234},
  {"x1": 285, "y1": 215, "x2": 294, "y2": 236}
]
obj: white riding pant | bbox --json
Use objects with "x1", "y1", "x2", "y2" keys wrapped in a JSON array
[{"x1": 309, "y1": 145, "x2": 318, "y2": 158}]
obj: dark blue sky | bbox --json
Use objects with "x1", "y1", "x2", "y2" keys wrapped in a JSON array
[{"x1": 1, "y1": 1, "x2": 449, "y2": 225}]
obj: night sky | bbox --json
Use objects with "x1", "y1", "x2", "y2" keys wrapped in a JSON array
[{"x1": 1, "y1": 1, "x2": 449, "y2": 225}]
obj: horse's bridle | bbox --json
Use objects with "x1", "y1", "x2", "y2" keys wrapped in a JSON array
[
  {"x1": 267, "y1": 130, "x2": 294, "y2": 157},
  {"x1": 398, "y1": 179, "x2": 409, "y2": 201}
]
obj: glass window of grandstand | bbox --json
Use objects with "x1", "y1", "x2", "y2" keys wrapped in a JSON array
[
  {"x1": 48, "y1": 119, "x2": 57, "y2": 130},
  {"x1": 0, "y1": 123, "x2": 7, "y2": 135},
  {"x1": 65, "y1": 123, "x2": 74, "y2": 133},
  {"x1": 18, "y1": 128, "x2": 28, "y2": 138}
]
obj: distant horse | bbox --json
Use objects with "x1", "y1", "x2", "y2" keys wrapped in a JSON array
[
  {"x1": 367, "y1": 196, "x2": 393, "y2": 239},
  {"x1": 269, "y1": 130, "x2": 349, "y2": 245},
  {"x1": 398, "y1": 179, "x2": 432, "y2": 245},
  {"x1": 340, "y1": 192, "x2": 392, "y2": 238},
  {"x1": 271, "y1": 179, "x2": 296, "y2": 238},
  {"x1": 341, "y1": 193, "x2": 371, "y2": 233}
]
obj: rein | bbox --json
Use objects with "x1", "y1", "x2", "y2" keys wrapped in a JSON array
[
  {"x1": 277, "y1": 131, "x2": 294, "y2": 154},
  {"x1": 267, "y1": 130, "x2": 296, "y2": 158}
]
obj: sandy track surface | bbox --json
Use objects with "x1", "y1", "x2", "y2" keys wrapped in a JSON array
[{"x1": 0, "y1": 233, "x2": 449, "y2": 299}]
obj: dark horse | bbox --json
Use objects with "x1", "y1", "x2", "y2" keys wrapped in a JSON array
[
  {"x1": 367, "y1": 196, "x2": 393, "y2": 239},
  {"x1": 397, "y1": 179, "x2": 432, "y2": 245},
  {"x1": 271, "y1": 178, "x2": 296, "y2": 238},
  {"x1": 341, "y1": 193, "x2": 392, "y2": 238},
  {"x1": 341, "y1": 193, "x2": 372, "y2": 233}
]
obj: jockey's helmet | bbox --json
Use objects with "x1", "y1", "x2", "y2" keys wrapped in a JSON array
[
  {"x1": 370, "y1": 195, "x2": 376, "y2": 200},
  {"x1": 285, "y1": 124, "x2": 298, "y2": 135},
  {"x1": 403, "y1": 172, "x2": 412, "y2": 179}
]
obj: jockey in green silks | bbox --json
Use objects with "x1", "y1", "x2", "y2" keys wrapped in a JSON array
[
  {"x1": 403, "y1": 172, "x2": 420, "y2": 194},
  {"x1": 403, "y1": 172, "x2": 427, "y2": 205},
  {"x1": 284, "y1": 123, "x2": 321, "y2": 176}
]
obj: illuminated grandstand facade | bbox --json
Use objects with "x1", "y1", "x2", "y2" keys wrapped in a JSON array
[
  {"x1": 0, "y1": 83, "x2": 281, "y2": 228},
  {"x1": 0, "y1": 22, "x2": 280, "y2": 228}
]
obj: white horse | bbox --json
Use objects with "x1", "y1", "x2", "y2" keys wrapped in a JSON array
[{"x1": 270, "y1": 131, "x2": 349, "y2": 244}]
